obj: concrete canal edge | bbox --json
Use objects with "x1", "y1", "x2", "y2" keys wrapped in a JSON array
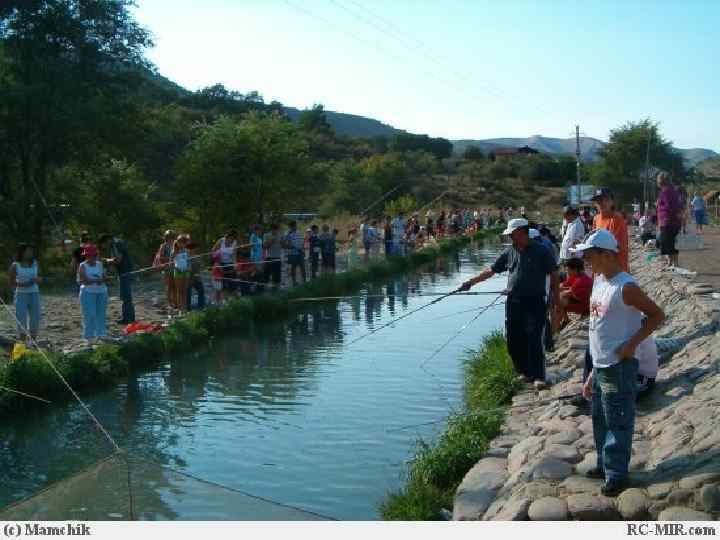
[
  {"x1": 451, "y1": 245, "x2": 720, "y2": 521},
  {"x1": 0, "y1": 228, "x2": 500, "y2": 419}
]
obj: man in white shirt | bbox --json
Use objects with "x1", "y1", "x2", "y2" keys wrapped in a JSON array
[{"x1": 559, "y1": 206, "x2": 586, "y2": 264}]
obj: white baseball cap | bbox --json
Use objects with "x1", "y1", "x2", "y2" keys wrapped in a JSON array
[
  {"x1": 502, "y1": 218, "x2": 529, "y2": 235},
  {"x1": 572, "y1": 229, "x2": 619, "y2": 253},
  {"x1": 528, "y1": 228, "x2": 540, "y2": 239}
]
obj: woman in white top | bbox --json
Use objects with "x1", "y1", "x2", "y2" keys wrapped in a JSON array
[
  {"x1": 9, "y1": 244, "x2": 42, "y2": 342},
  {"x1": 575, "y1": 230, "x2": 664, "y2": 497},
  {"x1": 172, "y1": 234, "x2": 190, "y2": 313},
  {"x1": 77, "y1": 244, "x2": 109, "y2": 341},
  {"x1": 213, "y1": 230, "x2": 239, "y2": 294},
  {"x1": 154, "y1": 230, "x2": 177, "y2": 308}
]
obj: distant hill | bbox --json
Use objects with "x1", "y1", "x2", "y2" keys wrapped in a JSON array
[
  {"x1": 698, "y1": 157, "x2": 720, "y2": 178},
  {"x1": 283, "y1": 107, "x2": 405, "y2": 138},
  {"x1": 452, "y1": 136, "x2": 718, "y2": 166}
]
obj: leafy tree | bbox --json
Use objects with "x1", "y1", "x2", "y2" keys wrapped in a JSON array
[
  {"x1": 390, "y1": 133, "x2": 452, "y2": 160},
  {"x1": 589, "y1": 119, "x2": 686, "y2": 203},
  {"x1": 463, "y1": 145, "x2": 485, "y2": 161},
  {"x1": 298, "y1": 104, "x2": 334, "y2": 136},
  {"x1": 0, "y1": 0, "x2": 152, "y2": 251}
]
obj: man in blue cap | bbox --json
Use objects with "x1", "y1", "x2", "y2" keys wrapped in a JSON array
[{"x1": 461, "y1": 218, "x2": 559, "y2": 384}]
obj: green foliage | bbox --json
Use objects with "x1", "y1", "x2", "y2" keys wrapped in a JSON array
[
  {"x1": 384, "y1": 195, "x2": 418, "y2": 216},
  {"x1": 463, "y1": 145, "x2": 485, "y2": 161},
  {"x1": 589, "y1": 119, "x2": 686, "y2": 204},
  {"x1": 389, "y1": 133, "x2": 453, "y2": 160},
  {"x1": 380, "y1": 330, "x2": 517, "y2": 521}
]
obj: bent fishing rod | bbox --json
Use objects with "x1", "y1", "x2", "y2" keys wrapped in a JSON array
[{"x1": 386, "y1": 393, "x2": 580, "y2": 433}]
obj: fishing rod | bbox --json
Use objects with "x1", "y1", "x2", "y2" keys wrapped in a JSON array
[
  {"x1": 345, "y1": 287, "x2": 466, "y2": 347},
  {"x1": 426, "y1": 302, "x2": 506, "y2": 322},
  {"x1": 385, "y1": 393, "x2": 580, "y2": 433},
  {"x1": 361, "y1": 184, "x2": 405, "y2": 216},
  {"x1": 289, "y1": 291, "x2": 506, "y2": 303}
]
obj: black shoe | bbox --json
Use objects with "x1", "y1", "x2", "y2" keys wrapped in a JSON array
[
  {"x1": 586, "y1": 467, "x2": 605, "y2": 480},
  {"x1": 601, "y1": 479, "x2": 627, "y2": 497}
]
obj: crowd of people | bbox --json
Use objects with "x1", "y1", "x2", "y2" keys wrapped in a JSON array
[{"x1": 460, "y1": 170, "x2": 703, "y2": 498}]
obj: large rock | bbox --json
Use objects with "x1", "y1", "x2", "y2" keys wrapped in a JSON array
[
  {"x1": 617, "y1": 488, "x2": 650, "y2": 520},
  {"x1": 575, "y1": 452, "x2": 598, "y2": 476},
  {"x1": 647, "y1": 481, "x2": 675, "y2": 499},
  {"x1": 523, "y1": 481, "x2": 559, "y2": 500},
  {"x1": 679, "y1": 469, "x2": 720, "y2": 489},
  {"x1": 658, "y1": 507, "x2": 713, "y2": 521},
  {"x1": 492, "y1": 496, "x2": 531, "y2": 521},
  {"x1": 541, "y1": 418, "x2": 579, "y2": 433},
  {"x1": 453, "y1": 463, "x2": 508, "y2": 520},
  {"x1": 532, "y1": 457, "x2": 573, "y2": 481},
  {"x1": 528, "y1": 497, "x2": 569, "y2": 521},
  {"x1": 508, "y1": 437, "x2": 544, "y2": 474},
  {"x1": 667, "y1": 489, "x2": 696, "y2": 506},
  {"x1": 549, "y1": 429, "x2": 582, "y2": 445},
  {"x1": 699, "y1": 484, "x2": 720, "y2": 513},
  {"x1": 559, "y1": 475, "x2": 603, "y2": 495},
  {"x1": 545, "y1": 444, "x2": 582, "y2": 464},
  {"x1": 566, "y1": 494, "x2": 620, "y2": 520}
]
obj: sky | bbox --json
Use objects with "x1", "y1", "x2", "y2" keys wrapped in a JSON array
[{"x1": 132, "y1": 0, "x2": 719, "y2": 151}]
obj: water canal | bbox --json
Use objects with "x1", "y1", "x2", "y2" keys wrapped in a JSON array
[{"x1": 0, "y1": 243, "x2": 508, "y2": 520}]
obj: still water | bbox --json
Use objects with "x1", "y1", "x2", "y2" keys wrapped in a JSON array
[{"x1": 0, "y1": 244, "x2": 507, "y2": 520}]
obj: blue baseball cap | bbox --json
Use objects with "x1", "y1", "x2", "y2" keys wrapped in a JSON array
[{"x1": 591, "y1": 187, "x2": 614, "y2": 201}]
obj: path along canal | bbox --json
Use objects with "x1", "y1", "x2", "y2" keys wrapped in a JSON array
[{"x1": 0, "y1": 243, "x2": 507, "y2": 520}]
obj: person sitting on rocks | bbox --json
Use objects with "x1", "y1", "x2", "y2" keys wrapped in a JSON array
[
  {"x1": 575, "y1": 229, "x2": 665, "y2": 497},
  {"x1": 552, "y1": 257, "x2": 592, "y2": 332}
]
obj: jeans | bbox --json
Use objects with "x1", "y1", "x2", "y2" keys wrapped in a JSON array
[
  {"x1": 15, "y1": 292, "x2": 40, "y2": 337},
  {"x1": 310, "y1": 254, "x2": 320, "y2": 279},
  {"x1": 505, "y1": 296, "x2": 547, "y2": 381},
  {"x1": 80, "y1": 290, "x2": 108, "y2": 339},
  {"x1": 592, "y1": 358, "x2": 639, "y2": 482},
  {"x1": 118, "y1": 275, "x2": 136, "y2": 324},
  {"x1": 186, "y1": 276, "x2": 206, "y2": 310},
  {"x1": 265, "y1": 258, "x2": 282, "y2": 285}
]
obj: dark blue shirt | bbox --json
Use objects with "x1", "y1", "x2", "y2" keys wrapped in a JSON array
[{"x1": 491, "y1": 239, "x2": 557, "y2": 299}]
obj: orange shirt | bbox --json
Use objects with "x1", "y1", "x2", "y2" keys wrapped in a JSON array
[{"x1": 593, "y1": 212, "x2": 629, "y2": 272}]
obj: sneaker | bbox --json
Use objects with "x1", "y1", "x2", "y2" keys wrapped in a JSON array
[
  {"x1": 586, "y1": 467, "x2": 605, "y2": 480},
  {"x1": 601, "y1": 479, "x2": 627, "y2": 497}
]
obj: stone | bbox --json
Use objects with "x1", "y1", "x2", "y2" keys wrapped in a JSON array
[
  {"x1": 453, "y1": 466, "x2": 508, "y2": 521},
  {"x1": 492, "y1": 496, "x2": 531, "y2": 521},
  {"x1": 492, "y1": 436, "x2": 521, "y2": 449},
  {"x1": 557, "y1": 405, "x2": 582, "y2": 419},
  {"x1": 575, "y1": 433, "x2": 596, "y2": 451},
  {"x1": 528, "y1": 497, "x2": 569, "y2": 521},
  {"x1": 532, "y1": 457, "x2": 573, "y2": 481},
  {"x1": 566, "y1": 494, "x2": 620, "y2": 520},
  {"x1": 575, "y1": 453, "x2": 598, "y2": 476},
  {"x1": 508, "y1": 437, "x2": 544, "y2": 473},
  {"x1": 549, "y1": 429, "x2": 582, "y2": 445},
  {"x1": 679, "y1": 470, "x2": 720, "y2": 489},
  {"x1": 658, "y1": 507, "x2": 713, "y2": 521},
  {"x1": 559, "y1": 475, "x2": 604, "y2": 495},
  {"x1": 485, "y1": 447, "x2": 510, "y2": 459},
  {"x1": 647, "y1": 501, "x2": 668, "y2": 520},
  {"x1": 541, "y1": 418, "x2": 578, "y2": 433},
  {"x1": 523, "y1": 482, "x2": 559, "y2": 500},
  {"x1": 699, "y1": 484, "x2": 720, "y2": 513},
  {"x1": 617, "y1": 488, "x2": 650, "y2": 520},
  {"x1": 667, "y1": 489, "x2": 696, "y2": 506},
  {"x1": 545, "y1": 444, "x2": 582, "y2": 464}
]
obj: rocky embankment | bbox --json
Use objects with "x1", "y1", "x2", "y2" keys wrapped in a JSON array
[{"x1": 453, "y1": 247, "x2": 720, "y2": 521}]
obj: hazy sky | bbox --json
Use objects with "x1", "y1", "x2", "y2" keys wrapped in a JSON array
[{"x1": 132, "y1": 0, "x2": 719, "y2": 150}]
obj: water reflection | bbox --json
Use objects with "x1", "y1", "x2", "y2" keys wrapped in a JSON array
[{"x1": 1, "y1": 244, "x2": 506, "y2": 520}]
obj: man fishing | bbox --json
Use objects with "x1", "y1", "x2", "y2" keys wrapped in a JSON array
[{"x1": 460, "y1": 218, "x2": 559, "y2": 384}]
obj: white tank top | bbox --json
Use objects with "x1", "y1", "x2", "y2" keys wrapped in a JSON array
[
  {"x1": 174, "y1": 250, "x2": 189, "y2": 272},
  {"x1": 14, "y1": 261, "x2": 39, "y2": 294},
  {"x1": 79, "y1": 261, "x2": 107, "y2": 294},
  {"x1": 589, "y1": 272, "x2": 643, "y2": 368},
  {"x1": 219, "y1": 238, "x2": 236, "y2": 264}
]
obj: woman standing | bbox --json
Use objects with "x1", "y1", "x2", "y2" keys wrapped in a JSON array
[
  {"x1": 154, "y1": 230, "x2": 177, "y2": 308},
  {"x1": 213, "y1": 230, "x2": 239, "y2": 295},
  {"x1": 655, "y1": 172, "x2": 683, "y2": 268},
  {"x1": 9, "y1": 244, "x2": 42, "y2": 343},
  {"x1": 77, "y1": 244, "x2": 109, "y2": 342}
]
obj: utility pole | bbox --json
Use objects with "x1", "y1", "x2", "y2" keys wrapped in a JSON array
[
  {"x1": 575, "y1": 125, "x2": 582, "y2": 205},
  {"x1": 643, "y1": 130, "x2": 652, "y2": 214}
]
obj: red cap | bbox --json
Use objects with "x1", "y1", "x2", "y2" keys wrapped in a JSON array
[{"x1": 82, "y1": 244, "x2": 98, "y2": 258}]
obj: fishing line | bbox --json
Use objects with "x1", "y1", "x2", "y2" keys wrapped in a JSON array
[
  {"x1": 289, "y1": 291, "x2": 505, "y2": 303},
  {"x1": 0, "y1": 384, "x2": 52, "y2": 404},
  {"x1": 0, "y1": 296, "x2": 136, "y2": 520},
  {"x1": 425, "y1": 302, "x2": 505, "y2": 322}
]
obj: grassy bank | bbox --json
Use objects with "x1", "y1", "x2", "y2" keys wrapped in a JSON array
[
  {"x1": 379, "y1": 332, "x2": 520, "y2": 521},
  {"x1": 0, "y1": 228, "x2": 499, "y2": 417}
]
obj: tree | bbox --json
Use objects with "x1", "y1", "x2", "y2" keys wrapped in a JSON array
[
  {"x1": 389, "y1": 133, "x2": 452, "y2": 160},
  {"x1": 0, "y1": 0, "x2": 153, "y2": 251},
  {"x1": 463, "y1": 145, "x2": 485, "y2": 161},
  {"x1": 590, "y1": 119, "x2": 686, "y2": 203},
  {"x1": 298, "y1": 104, "x2": 334, "y2": 136}
]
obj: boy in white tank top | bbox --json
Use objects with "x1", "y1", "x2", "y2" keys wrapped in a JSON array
[{"x1": 573, "y1": 230, "x2": 665, "y2": 497}]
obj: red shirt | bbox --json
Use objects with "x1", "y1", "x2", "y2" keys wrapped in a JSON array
[{"x1": 566, "y1": 273, "x2": 593, "y2": 313}]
